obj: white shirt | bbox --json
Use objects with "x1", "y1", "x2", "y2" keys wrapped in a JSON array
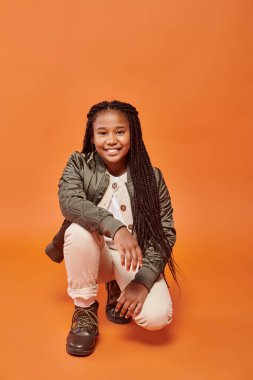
[
  {"x1": 107, "y1": 173, "x2": 127, "y2": 223},
  {"x1": 97, "y1": 170, "x2": 133, "y2": 249}
]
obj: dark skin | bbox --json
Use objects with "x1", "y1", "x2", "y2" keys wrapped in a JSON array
[
  {"x1": 113, "y1": 227, "x2": 149, "y2": 318},
  {"x1": 92, "y1": 110, "x2": 149, "y2": 318}
]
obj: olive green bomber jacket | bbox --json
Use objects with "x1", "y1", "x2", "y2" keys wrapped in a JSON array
[{"x1": 45, "y1": 150, "x2": 176, "y2": 291}]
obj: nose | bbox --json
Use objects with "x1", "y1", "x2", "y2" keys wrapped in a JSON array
[{"x1": 106, "y1": 133, "x2": 117, "y2": 145}]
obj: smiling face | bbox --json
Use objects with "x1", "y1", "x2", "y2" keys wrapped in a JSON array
[{"x1": 92, "y1": 109, "x2": 131, "y2": 176}]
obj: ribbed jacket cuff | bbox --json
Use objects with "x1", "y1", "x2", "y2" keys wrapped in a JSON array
[
  {"x1": 132, "y1": 266, "x2": 159, "y2": 292},
  {"x1": 99, "y1": 215, "x2": 125, "y2": 239}
]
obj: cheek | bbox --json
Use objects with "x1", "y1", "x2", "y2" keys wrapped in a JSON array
[
  {"x1": 93, "y1": 137, "x2": 103, "y2": 147},
  {"x1": 123, "y1": 132, "x2": 130, "y2": 147},
  {"x1": 123, "y1": 142, "x2": 131, "y2": 154}
]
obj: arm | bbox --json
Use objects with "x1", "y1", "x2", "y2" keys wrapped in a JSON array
[
  {"x1": 132, "y1": 167, "x2": 176, "y2": 291},
  {"x1": 58, "y1": 151, "x2": 125, "y2": 238}
]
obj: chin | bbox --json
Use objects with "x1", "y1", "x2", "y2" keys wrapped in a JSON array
[{"x1": 104, "y1": 157, "x2": 122, "y2": 163}]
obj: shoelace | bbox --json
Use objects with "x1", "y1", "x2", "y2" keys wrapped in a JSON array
[{"x1": 71, "y1": 307, "x2": 98, "y2": 330}]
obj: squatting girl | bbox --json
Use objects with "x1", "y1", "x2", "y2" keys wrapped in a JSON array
[{"x1": 45, "y1": 100, "x2": 178, "y2": 356}]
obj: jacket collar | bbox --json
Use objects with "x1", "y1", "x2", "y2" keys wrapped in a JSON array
[{"x1": 94, "y1": 151, "x2": 132, "y2": 183}]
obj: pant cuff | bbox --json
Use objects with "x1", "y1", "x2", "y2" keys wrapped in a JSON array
[{"x1": 67, "y1": 284, "x2": 98, "y2": 301}]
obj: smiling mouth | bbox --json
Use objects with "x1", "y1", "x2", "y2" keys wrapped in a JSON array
[{"x1": 105, "y1": 148, "x2": 120, "y2": 152}]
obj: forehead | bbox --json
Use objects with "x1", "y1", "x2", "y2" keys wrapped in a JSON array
[{"x1": 93, "y1": 109, "x2": 129, "y2": 127}]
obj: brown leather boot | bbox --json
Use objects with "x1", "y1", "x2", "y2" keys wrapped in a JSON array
[
  {"x1": 105, "y1": 280, "x2": 132, "y2": 324},
  {"x1": 66, "y1": 300, "x2": 99, "y2": 356}
]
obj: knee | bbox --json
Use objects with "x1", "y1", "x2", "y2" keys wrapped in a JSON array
[
  {"x1": 133, "y1": 302, "x2": 173, "y2": 331},
  {"x1": 64, "y1": 223, "x2": 102, "y2": 246},
  {"x1": 64, "y1": 223, "x2": 90, "y2": 240}
]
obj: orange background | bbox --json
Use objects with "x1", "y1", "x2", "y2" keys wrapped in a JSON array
[{"x1": 1, "y1": 1, "x2": 252, "y2": 379}]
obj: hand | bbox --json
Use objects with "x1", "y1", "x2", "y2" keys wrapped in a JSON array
[
  {"x1": 115, "y1": 281, "x2": 149, "y2": 319},
  {"x1": 113, "y1": 227, "x2": 142, "y2": 271}
]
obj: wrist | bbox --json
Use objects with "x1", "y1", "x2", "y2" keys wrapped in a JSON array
[
  {"x1": 133, "y1": 266, "x2": 159, "y2": 292},
  {"x1": 112, "y1": 225, "x2": 127, "y2": 240},
  {"x1": 130, "y1": 279, "x2": 150, "y2": 293}
]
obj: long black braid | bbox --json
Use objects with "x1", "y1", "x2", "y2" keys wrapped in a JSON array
[{"x1": 81, "y1": 100, "x2": 181, "y2": 287}]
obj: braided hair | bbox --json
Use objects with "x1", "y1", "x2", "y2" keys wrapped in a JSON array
[{"x1": 81, "y1": 100, "x2": 180, "y2": 286}]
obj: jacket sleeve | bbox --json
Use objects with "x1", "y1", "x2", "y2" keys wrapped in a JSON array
[
  {"x1": 133, "y1": 167, "x2": 176, "y2": 291},
  {"x1": 58, "y1": 151, "x2": 125, "y2": 238}
]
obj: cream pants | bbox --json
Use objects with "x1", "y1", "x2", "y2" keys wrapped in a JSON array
[{"x1": 63, "y1": 222, "x2": 173, "y2": 331}]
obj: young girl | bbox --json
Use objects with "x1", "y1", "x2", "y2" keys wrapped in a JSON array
[{"x1": 45, "y1": 100, "x2": 178, "y2": 357}]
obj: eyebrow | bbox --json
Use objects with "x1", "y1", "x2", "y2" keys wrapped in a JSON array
[{"x1": 94, "y1": 126, "x2": 127, "y2": 130}]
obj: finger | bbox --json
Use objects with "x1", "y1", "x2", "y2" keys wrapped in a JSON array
[
  {"x1": 130, "y1": 249, "x2": 138, "y2": 271},
  {"x1": 115, "y1": 296, "x2": 125, "y2": 313},
  {"x1": 133, "y1": 303, "x2": 143, "y2": 317},
  {"x1": 136, "y1": 246, "x2": 143, "y2": 267},
  {"x1": 124, "y1": 303, "x2": 136, "y2": 319},
  {"x1": 125, "y1": 251, "x2": 132, "y2": 271},
  {"x1": 119, "y1": 248, "x2": 125, "y2": 267},
  {"x1": 116, "y1": 290, "x2": 124, "y2": 303},
  {"x1": 119, "y1": 300, "x2": 132, "y2": 317}
]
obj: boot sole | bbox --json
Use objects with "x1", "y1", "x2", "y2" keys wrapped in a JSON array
[
  {"x1": 66, "y1": 344, "x2": 95, "y2": 356},
  {"x1": 106, "y1": 311, "x2": 132, "y2": 324}
]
